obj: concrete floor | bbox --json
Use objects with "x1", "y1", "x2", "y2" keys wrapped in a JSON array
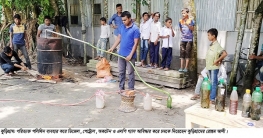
[
  {"x1": 0, "y1": 63, "x2": 201, "y2": 128},
  {"x1": 0, "y1": 63, "x2": 253, "y2": 128}
]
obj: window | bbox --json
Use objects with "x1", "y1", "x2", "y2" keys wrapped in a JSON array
[
  {"x1": 70, "y1": 4, "x2": 78, "y2": 25},
  {"x1": 94, "y1": 3, "x2": 102, "y2": 26},
  {"x1": 235, "y1": 0, "x2": 263, "y2": 30}
]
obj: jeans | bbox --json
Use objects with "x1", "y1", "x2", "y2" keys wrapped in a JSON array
[
  {"x1": 149, "y1": 42, "x2": 160, "y2": 65},
  {"x1": 96, "y1": 38, "x2": 108, "y2": 57},
  {"x1": 1, "y1": 62, "x2": 27, "y2": 73},
  {"x1": 161, "y1": 47, "x2": 173, "y2": 68},
  {"x1": 209, "y1": 69, "x2": 219, "y2": 101},
  {"x1": 13, "y1": 44, "x2": 31, "y2": 69},
  {"x1": 195, "y1": 75, "x2": 204, "y2": 95},
  {"x1": 118, "y1": 57, "x2": 135, "y2": 90},
  {"x1": 114, "y1": 35, "x2": 120, "y2": 52},
  {"x1": 140, "y1": 39, "x2": 149, "y2": 61}
]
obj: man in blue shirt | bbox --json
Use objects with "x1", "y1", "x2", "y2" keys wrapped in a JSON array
[
  {"x1": 10, "y1": 14, "x2": 32, "y2": 69},
  {"x1": 108, "y1": 4, "x2": 123, "y2": 51},
  {"x1": 108, "y1": 11, "x2": 140, "y2": 91}
]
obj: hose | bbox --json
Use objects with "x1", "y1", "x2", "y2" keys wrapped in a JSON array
[{"x1": 44, "y1": 30, "x2": 172, "y2": 108}]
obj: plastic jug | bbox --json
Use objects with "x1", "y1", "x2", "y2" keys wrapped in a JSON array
[
  {"x1": 143, "y1": 93, "x2": 152, "y2": 111},
  {"x1": 201, "y1": 77, "x2": 211, "y2": 108},
  {"x1": 229, "y1": 86, "x2": 238, "y2": 115},
  {"x1": 241, "y1": 89, "x2": 252, "y2": 118},
  {"x1": 251, "y1": 87, "x2": 262, "y2": 120},
  {"x1": 96, "y1": 90, "x2": 105, "y2": 109}
]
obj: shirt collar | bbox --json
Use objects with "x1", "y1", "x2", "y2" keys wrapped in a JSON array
[
  {"x1": 210, "y1": 40, "x2": 218, "y2": 46},
  {"x1": 14, "y1": 23, "x2": 22, "y2": 27},
  {"x1": 116, "y1": 12, "x2": 122, "y2": 16},
  {"x1": 125, "y1": 23, "x2": 134, "y2": 29}
]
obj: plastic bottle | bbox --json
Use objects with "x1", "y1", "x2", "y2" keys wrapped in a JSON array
[
  {"x1": 215, "y1": 79, "x2": 226, "y2": 112},
  {"x1": 251, "y1": 87, "x2": 262, "y2": 120},
  {"x1": 96, "y1": 90, "x2": 105, "y2": 109},
  {"x1": 229, "y1": 86, "x2": 238, "y2": 115},
  {"x1": 144, "y1": 93, "x2": 152, "y2": 111},
  {"x1": 96, "y1": 95, "x2": 105, "y2": 109},
  {"x1": 201, "y1": 77, "x2": 211, "y2": 108},
  {"x1": 167, "y1": 96, "x2": 172, "y2": 109},
  {"x1": 241, "y1": 89, "x2": 252, "y2": 118}
]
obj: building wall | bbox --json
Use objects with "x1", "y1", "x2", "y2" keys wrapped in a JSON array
[{"x1": 65, "y1": 0, "x2": 263, "y2": 73}]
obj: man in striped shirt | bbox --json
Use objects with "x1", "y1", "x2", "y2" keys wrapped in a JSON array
[{"x1": 10, "y1": 14, "x2": 32, "y2": 70}]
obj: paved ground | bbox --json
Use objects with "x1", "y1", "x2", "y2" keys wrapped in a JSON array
[
  {"x1": 0, "y1": 61, "x2": 250, "y2": 128},
  {"x1": 0, "y1": 61, "x2": 201, "y2": 128}
]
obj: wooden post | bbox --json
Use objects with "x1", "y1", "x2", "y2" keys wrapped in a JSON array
[
  {"x1": 188, "y1": 0, "x2": 197, "y2": 84},
  {"x1": 164, "y1": 0, "x2": 169, "y2": 19},
  {"x1": 91, "y1": 0, "x2": 95, "y2": 59},
  {"x1": 229, "y1": 0, "x2": 249, "y2": 92},
  {"x1": 79, "y1": 0, "x2": 87, "y2": 64},
  {"x1": 146, "y1": 0, "x2": 151, "y2": 65},
  {"x1": 64, "y1": 0, "x2": 72, "y2": 57},
  {"x1": 104, "y1": 0, "x2": 110, "y2": 60},
  {"x1": 136, "y1": 0, "x2": 141, "y2": 62},
  {"x1": 243, "y1": 1, "x2": 263, "y2": 94}
]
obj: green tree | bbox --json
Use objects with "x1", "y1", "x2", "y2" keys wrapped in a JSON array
[
  {"x1": 243, "y1": 1, "x2": 263, "y2": 95},
  {"x1": 229, "y1": 0, "x2": 249, "y2": 92}
]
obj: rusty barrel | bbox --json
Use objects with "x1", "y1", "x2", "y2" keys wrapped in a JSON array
[{"x1": 37, "y1": 37, "x2": 62, "y2": 76}]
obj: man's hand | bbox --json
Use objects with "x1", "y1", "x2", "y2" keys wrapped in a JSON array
[
  {"x1": 112, "y1": 25, "x2": 117, "y2": 29},
  {"x1": 148, "y1": 40, "x2": 151, "y2": 44},
  {"x1": 125, "y1": 54, "x2": 132, "y2": 61},
  {"x1": 166, "y1": 35, "x2": 170, "y2": 38},
  {"x1": 213, "y1": 60, "x2": 220, "y2": 66},
  {"x1": 10, "y1": 44, "x2": 13, "y2": 50},
  {"x1": 21, "y1": 66, "x2": 27, "y2": 71},
  {"x1": 108, "y1": 48, "x2": 113, "y2": 53},
  {"x1": 26, "y1": 42, "x2": 29, "y2": 48},
  {"x1": 249, "y1": 54, "x2": 256, "y2": 60},
  {"x1": 154, "y1": 41, "x2": 158, "y2": 46}
]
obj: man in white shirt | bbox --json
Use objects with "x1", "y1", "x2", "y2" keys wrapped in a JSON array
[
  {"x1": 159, "y1": 17, "x2": 175, "y2": 71},
  {"x1": 37, "y1": 16, "x2": 56, "y2": 38},
  {"x1": 95, "y1": 17, "x2": 111, "y2": 60},
  {"x1": 139, "y1": 12, "x2": 153, "y2": 67},
  {"x1": 149, "y1": 12, "x2": 162, "y2": 69}
]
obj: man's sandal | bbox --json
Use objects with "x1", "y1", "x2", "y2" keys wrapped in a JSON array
[{"x1": 190, "y1": 95, "x2": 200, "y2": 100}]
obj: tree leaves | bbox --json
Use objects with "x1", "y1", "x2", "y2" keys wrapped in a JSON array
[
  {"x1": 131, "y1": 0, "x2": 149, "y2": 14},
  {"x1": 0, "y1": 0, "x2": 65, "y2": 23}
]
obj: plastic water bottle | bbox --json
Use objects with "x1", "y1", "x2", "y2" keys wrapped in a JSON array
[
  {"x1": 229, "y1": 86, "x2": 238, "y2": 115},
  {"x1": 215, "y1": 78, "x2": 226, "y2": 112},
  {"x1": 251, "y1": 87, "x2": 262, "y2": 120},
  {"x1": 201, "y1": 77, "x2": 211, "y2": 108},
  {"x1": 143, "y1": 93, "x2": 152, "y2": 111},
  {"x1": 241, "y1": 89, "x2": 252, "y2": 118}
]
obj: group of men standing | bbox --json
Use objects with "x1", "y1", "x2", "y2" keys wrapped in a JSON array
[
  {"x1": 0, "y1": 14, "x2": 56, "y2": 77},
  {"x1": 103, "y1": 4, "x2": 194, "y2": 91}
]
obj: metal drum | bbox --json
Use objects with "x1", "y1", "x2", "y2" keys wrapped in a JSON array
[{"x1": 37, "y1": 37, "x2": 62, "y2": 76}]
